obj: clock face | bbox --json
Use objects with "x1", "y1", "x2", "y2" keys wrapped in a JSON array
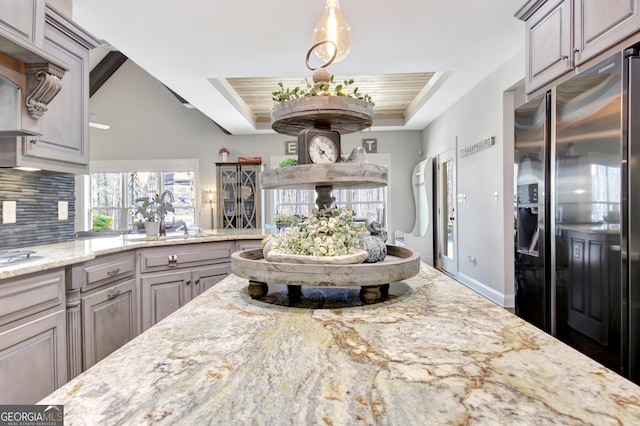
[
  {"x1": 297, "y1": 129, "x2": 341, "y2": 165},
  {"x1": 308, "y1": 135, "x2": 338, "y2": 163}
]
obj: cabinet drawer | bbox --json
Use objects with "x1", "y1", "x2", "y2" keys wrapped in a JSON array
[
  {"x1": 69, "y1": 252, "x2": 135, "y2": 293},
  {"x1": 139, "y1": 242, "x2": 234, "y2": 273},
  {"x1": 0, "y1": 268, "x2": 64, "y2": 327}
]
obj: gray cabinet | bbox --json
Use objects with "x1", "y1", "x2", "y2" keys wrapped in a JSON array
[
  {"x1": 0, "y1": 6, "x2": 98, "y2": 174},
  {"x1": 191, "y1": 264, "x2": 232, "y2": 297},
  {"x1": 521, "y1": 0, "x2": 572, "y2": 93},
  {"x1": 81, "y1": 277, "x2": 137, "y2": 370},
  {"x1": 138, "y1": 242, "x2": 235, "y2": 331},
  {"x1": 0, "y1": 269, "x2": 66, "y2": 403},
  {"x1": 0, "y1": 0, "x2": 44, "y2": 45},
  {"x1": 517, "y1": 0, "x2": 640, "y2": 94},
  {"x1": 235, "y1": 239, "x2": 263, "y2": 252},
  {"x1": 217, "y1": 163, "x2": 262, "y2": 229},
  {"x1": 140, "y1": 270, "x2": 192, "y2": 331},
  {"x1": 574, "y1": 0, "x2": 640, "y2": 65},
  {"x1": 66, "y1": 251, "x2": 138, "y2": 377}
]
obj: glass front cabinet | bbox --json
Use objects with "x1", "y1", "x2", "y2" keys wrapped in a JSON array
[{"x1": 216, "y1": 162, "x2": 261, "y2": 229}]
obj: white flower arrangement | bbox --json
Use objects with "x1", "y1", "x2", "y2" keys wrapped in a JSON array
[{"x1": 272, "y1": 207, "x2": 366, "y2": 257}]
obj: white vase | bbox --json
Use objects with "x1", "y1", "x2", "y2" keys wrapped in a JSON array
[
  {"x1": 221, "y1": 152, "x2": 228, "y2": 162},
  {"x1": 144, "y1": 221, "x2": 159, "y2": 237}
]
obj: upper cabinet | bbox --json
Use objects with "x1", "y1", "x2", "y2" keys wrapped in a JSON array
[
  {"x1": 0, "y1": 4, "x2": 98, "y2": 174},
  {"x1": 516, "y1": 0, "x2": 640, "y2": 94},
  {"x1": 575, "y1": 0, "x2": 640, "y2": 64},
  {"x1": 0, "y1": 0, "x2": 44, "y2": 45}
]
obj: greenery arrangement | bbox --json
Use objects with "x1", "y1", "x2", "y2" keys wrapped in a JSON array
[
  {"x1": 135, "y1": 194, "x2": 174, "y2": 222},
  {"x1": 273, "y1": 213, "x2": 301, "y2": 224},
  {"x1": 272, "y1": 75, "x2": 374, "y2": 105},
  {"x1": 272, "y1": 207, "x2": 366, "y2": 257},
  {"x1": 92, "y1": 214, "x2": 113, "y2": 231},
  {"x1": 277, "y1": 158, "x2": 298, "y2": 168}
]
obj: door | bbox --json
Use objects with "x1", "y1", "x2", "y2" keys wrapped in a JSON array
[
  {"x1": 82, "y1": 278, "x2": 138, "y2": 370},
  {"x1": 191, "y1": 264, "x2": 232, "y2": 297},
  {"x1": 555, "y1": 52, "x2": 623, "y2": 374},
  {"x1": 140, "y1": 270, "x2": 192, "y2": 331},
  {"x1": 239, "y1": 165, "x2": 260, "y2": 229},
  {"x1": 514, "y1": 92, "x2": 551, "y2": 332},
  {"x1": 436, "y1": 149, "x2": 457, "y2": 276}
]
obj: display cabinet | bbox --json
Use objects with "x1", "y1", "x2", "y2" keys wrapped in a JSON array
[{"x1": 216, "y1": 162, "x2": 261, "y2": 229}]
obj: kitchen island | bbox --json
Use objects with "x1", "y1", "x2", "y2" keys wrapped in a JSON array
[{"x1": 40, "y1": 262, "x2": 640, "y2": 424}]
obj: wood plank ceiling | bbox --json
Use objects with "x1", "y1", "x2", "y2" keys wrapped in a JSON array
[{"x1": 226, "y1": 72, "x2": 436, "y2": 125}]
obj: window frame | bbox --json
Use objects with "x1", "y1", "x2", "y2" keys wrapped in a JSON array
[{"x1": 83, "y1": 159, "x2": 199, "y2": 233}]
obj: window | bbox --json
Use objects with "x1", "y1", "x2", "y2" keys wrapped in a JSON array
[
  {"x1": 89, "y1": 170, "x2": 196, "y2": 233},
  {"x1": 268, "y1": 154, "x2": 389, "y2": 226}
]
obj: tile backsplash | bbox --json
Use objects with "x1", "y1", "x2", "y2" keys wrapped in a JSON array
[{"x1": 0, "y1": 169, "x2": 75, "y2": 250}]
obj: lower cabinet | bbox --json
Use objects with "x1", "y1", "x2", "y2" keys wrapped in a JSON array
[
  {"x1": 192, "y1": 264, "x2": 232, "y2": 297},
  {"x1": 0, "y1": 269, "x2": 66, "y2": 404},
  {"x1": 66, "y1": 252, "x2": 138, "y2": 377},
  {"x1": 138, "y1": 242, "x2": 235, "y2": 331},
  {"x1": 81, "y1": 277, "x2": 137, "y2": 370},
  {"x1": 140, "y1": 270, "x2": 192, "y2": 331}
]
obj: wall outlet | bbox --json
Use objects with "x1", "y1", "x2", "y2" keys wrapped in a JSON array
[
  {"x1": 2, "y1": 201, "x2": 16, "y2": 224},
  {"x1": 58, "y1": 201, "x2": 68, "y2": 221}
]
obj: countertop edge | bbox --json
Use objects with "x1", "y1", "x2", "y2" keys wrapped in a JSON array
[{"x1": 0, "y1": 231, "x2": 269, "y2": 280}]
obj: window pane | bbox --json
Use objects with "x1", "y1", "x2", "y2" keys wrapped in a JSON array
[
  {"x1": 91, "y1": 173, "x2": 122, "y2": 208},
  {"x1": 275, "y1": 189, "x2": 311, "y2": 217},
  {"x1": 90, "y1": 169, "x2": 197, "y2": 233},
  {"x1": 163, "y1": 171, "x2": 195, "y2": 226}
]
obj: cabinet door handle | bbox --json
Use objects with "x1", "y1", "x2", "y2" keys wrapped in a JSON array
[
  {"x1": 195, "y1": 278, "x2": 200, "y2": 285},
  {"x1": 107, "y1": 289, "x2": 121, "y2": 300},
  {"x1": 186, "y1": 279, "x2": 191, "y2": 286},
  {"x1": 107, "y1": 268, "x2": 121, "y2": 276},
  {"x1": 168, "y1": 255, "x2": 178, "y2": 267}
]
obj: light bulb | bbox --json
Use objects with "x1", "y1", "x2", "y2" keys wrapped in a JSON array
[{"x1": 312, "y1": 0, "x2": 352, "y2": 64}]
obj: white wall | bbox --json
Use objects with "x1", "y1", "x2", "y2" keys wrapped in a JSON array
[
  {"x1": 88, "y1": 60, "x2": 424, "y2": 238},
  {"x1": 421, "y1": 48, "x2": 524, "y2": 307}
]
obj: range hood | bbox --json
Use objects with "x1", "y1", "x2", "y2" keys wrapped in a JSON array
[
  {"x1": 0, "y1": 74, "x2": 39, "y2": 137},
  {"x1": 0, "y1": 26, "x2": 68, "y2": 138}
]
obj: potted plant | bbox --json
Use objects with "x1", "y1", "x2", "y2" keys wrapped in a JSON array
[
  {"x1": 273, "y1": 213, "x2": 301, "y2": 230},
  {"x1": 219, "y1": 147, "x2": 230, "y2": 162},
  {"x1": 272, "y1": 74, "x2": 374, "y2": 105},
  {"x1": 277, "y1": 158, "x2": 298, "y2": 168},
  {"x1": 92, "y1": 214, "x2": 113, "y2": 232},
  {"x1": 136, "y1": 194, "x2": 174, "y2": 237}
]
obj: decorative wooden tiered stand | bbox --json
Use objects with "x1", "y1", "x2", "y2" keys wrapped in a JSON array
[{"x1": 230, "y1": 96, "x2": 421, "y2": 304}]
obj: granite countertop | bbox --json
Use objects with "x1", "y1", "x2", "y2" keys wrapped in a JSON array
[
  {"x1": 41, "y1": 263, "x2": 640, "y2": 425},
  {"x1": 0, "y1": 229, "x2": 269, "y2": 280}
]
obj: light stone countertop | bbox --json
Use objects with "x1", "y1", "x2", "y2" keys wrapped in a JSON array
[
  {"x1": 41, "y1": 263, "x2": 640, "y2": 425},
  {"x1": 0, "y1": 229, "x2": 269, "y2": 280}
]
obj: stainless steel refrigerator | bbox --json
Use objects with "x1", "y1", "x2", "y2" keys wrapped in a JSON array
[
  {"x1": 514, "y1": 91, "x2": 551, "y2": 332},
  {"x1": 515, "y1": 46, "x2": 640, "y2": 384}
]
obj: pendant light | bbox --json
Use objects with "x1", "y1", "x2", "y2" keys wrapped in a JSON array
[{"x1": 311, "y1": 0, "x2": 352, "y2": 64}]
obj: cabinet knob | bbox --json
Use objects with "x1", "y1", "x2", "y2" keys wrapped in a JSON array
[
  {"x1": 186, "y1": 280, "x2": 191, "y2": 286},
  {"x1": 168, "y1": 255, "x2": 178, "y2": 267},
  {"x1": 195, "y1": 278, "x2": 201, "y2": 285}
]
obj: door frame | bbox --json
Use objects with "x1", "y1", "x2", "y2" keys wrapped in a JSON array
[{"x1": 436, "y1": 148, "x2": 458, "y2": 277}]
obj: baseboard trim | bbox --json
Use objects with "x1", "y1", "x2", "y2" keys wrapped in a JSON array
[{"x1": 456, "y1": 272, "x2": 514, "y2": 308}]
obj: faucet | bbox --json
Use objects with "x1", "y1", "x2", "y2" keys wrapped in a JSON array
[{"x1": 159, "y1": 190, "x2": 174, "y2": 237}]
